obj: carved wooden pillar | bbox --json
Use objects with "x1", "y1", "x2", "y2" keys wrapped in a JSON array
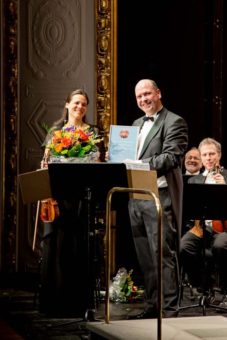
[
  {"x1": 1, "y1": 0, "x2": 18, "y2": 272},
  {"x1": 95, "y1": 0, "x2": 117, "y2": 146}
]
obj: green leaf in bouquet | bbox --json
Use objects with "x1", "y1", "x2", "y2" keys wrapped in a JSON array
[
  {"x1": 68, "y1": 145, "x2": 81, "y2": 157},
  {"x1": 78, "y1": 144, "x2": 92, "y2": 157},
  {"x1": 61, "y1": 149, "x2": 69, "y2": 156}
]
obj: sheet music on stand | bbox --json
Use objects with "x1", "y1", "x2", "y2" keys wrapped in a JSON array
[
  {"x1": 18, "y1": 168, "x2": 51, "y2": 203},
  {"x1": 124, "y1": 160, "x2": 150, "y2": 171}
]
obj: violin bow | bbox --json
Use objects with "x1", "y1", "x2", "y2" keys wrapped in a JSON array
[{"x1": 32, "y1": 200, "x2": 41, "y2": 251}]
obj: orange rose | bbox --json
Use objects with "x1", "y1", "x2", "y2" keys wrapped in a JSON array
[
  {"x1": 55, "y1": 143, "x2": 63, "y2": 152},
  {"x1": 53, "y1": 130, "x2": 62, "y2": 140}
]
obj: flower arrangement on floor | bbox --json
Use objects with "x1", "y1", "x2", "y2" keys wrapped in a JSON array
[
  {"x1": 46, "y1": 125, "x2": 103, "y2": 158},
  {"x1": 109, "y1": 267, "x2": 145, "y2": 303}
]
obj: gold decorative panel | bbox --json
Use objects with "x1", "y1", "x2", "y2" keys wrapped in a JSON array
[
  {"x1": 2, "y1": 0, "x2": 18, "y2": 271},
  {"x1": 96, "y1": 0, "x2": 117, "y2": 146}
]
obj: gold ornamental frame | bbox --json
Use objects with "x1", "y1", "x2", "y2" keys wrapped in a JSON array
[{"x1": 95, "y1": 0, "x2": 117, "y2": 146}]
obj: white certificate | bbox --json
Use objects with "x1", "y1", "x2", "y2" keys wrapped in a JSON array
[{"x1": 108, "y1": 125, "x2": 139, "y2": 162}]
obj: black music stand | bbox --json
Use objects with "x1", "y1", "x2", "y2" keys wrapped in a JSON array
[
  {"x1": 180, "y1": 183, "x2": 227, "y2": 315},
  {"x1": 181, "y1": 175, "x2": 195, "y2": 235},
  {"x1": 182, "y1": 174, "x2": 194, "y2": 186},
  {"x1": 47, "y1": 162, "x2": 129, "y2": 320},
  {"x1": 48, "y1": 162, "x2": 128, "y2": 203}
]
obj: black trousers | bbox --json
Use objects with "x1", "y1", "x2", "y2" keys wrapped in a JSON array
[
  {"x1": 128, "y1": 187, "x2": 179, "y2": 317},
  {"x1": 180, "y1": 229, "x2": 227, "y2": 290}
]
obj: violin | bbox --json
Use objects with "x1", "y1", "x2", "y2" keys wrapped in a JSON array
[
  {"x1": 39, "y1": 149, "x2": 60, "y2": 223},
  {"x1": 40, "y1": 198, "x2": 60, "y2": 223},
  {"x1": 212, "y1": 220, "x2": 227, "y2": 233},
  {"x1": 32, "y1": 198, "x2": 60, "y2": 251},
  {"x1": 211, "y1": 164, "x2": 224, "y2": 174},
  {"x1": 190, "y1": 219, "x2": 227, "y2": 236},
  {"x1": 189, "y1": 220, "x2": 203, "y2": 238}
]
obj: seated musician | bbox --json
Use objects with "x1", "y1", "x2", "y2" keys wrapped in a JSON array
[
  {"x1": 183, "y1": 147, "x2": 203, "y2": 176},
  {"x1": 182, "y1": 147, "x2": 203, "y2": 236},
  {"x1": 180, "y1": 138, "x2": 227, "y2": 298}
]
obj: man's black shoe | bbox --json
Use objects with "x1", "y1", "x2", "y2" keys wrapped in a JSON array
[{"x1": 127, "y1": 309, "x2": 157, "y2": 320}]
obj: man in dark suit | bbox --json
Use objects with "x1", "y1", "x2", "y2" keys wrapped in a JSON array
[
  {"x1": 127, "y1": 79, "x2": 188, "y2": 319},
  {"x1": 181, "y1": 137, "x2": 227, "y2": 299}
]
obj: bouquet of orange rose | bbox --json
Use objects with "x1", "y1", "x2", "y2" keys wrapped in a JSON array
[{"x1": 46, "y1": 126, "x2": 102, "y2": 158}]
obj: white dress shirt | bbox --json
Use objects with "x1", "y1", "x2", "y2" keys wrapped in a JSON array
[
  {"x1": 185, "y1": 170, "x2": 200, "y2": 175},
  {"x1": 137, "y1": 113, "x2": 167, "y2": 188}
]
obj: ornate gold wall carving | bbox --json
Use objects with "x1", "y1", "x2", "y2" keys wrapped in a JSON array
[
  {"x1": 96, "y1": 0, "x2": 117, "y2": 145},
  {"x1": 2, "y1": 0, "x2": 18, "y2": 271}
]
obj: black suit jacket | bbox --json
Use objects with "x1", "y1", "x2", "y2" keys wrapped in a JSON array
[{"x1": 132, "y1": 107, "x2": 188, "y2": 235}]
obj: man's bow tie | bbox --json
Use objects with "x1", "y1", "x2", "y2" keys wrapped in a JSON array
[{"x1": 143, "y1": 116, "x2": 154, "y2": 122}]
